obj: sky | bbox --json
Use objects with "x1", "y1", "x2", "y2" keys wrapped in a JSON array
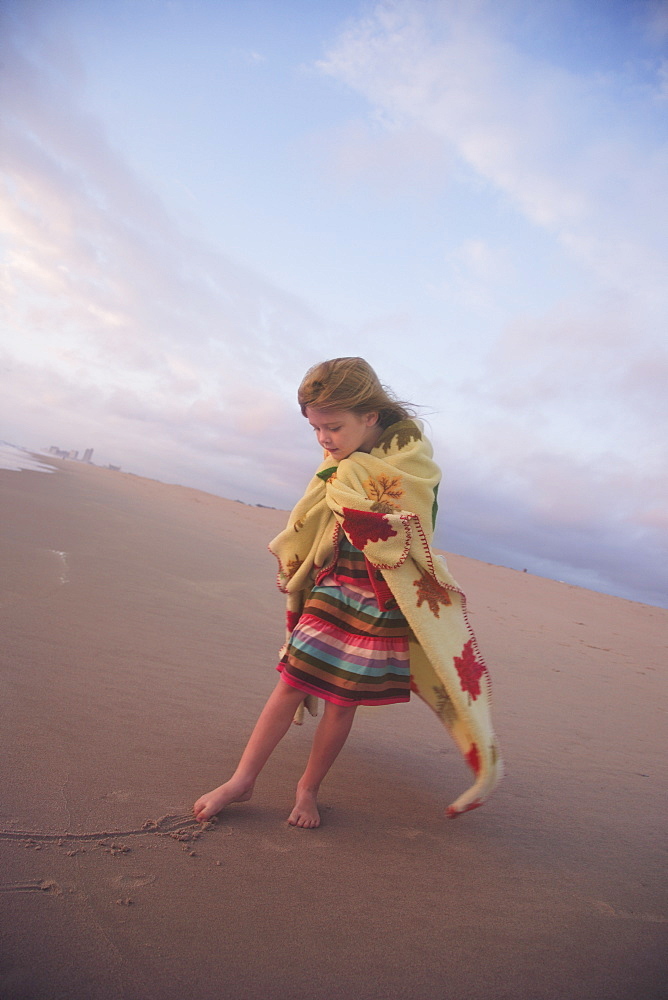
[{"x1": 1, "y1": 0, "x2": 667, "y2": 608}]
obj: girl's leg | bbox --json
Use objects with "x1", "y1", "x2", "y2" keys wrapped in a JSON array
[
  {"x1": 288, "y1": 700, "x2": 357, "y2": 829},
  {"x1": 193, "y1": 679, "x2": 307, "y2": 822}
]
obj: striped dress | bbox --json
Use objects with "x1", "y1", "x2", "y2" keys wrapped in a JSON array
[{"x1": 277, "y1": 535, "x2": 411, "y2": 706}]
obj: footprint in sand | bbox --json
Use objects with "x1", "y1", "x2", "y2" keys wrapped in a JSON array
[
  {"x1": 113, "y1": 872, "x2": 156, "y2": 890},
  {"x1": 388, "y1": 827, "x2": 424, "y2": 840},
  {"x1": 592, "y1": 900, "x2": 667, "y2": 923},
  {"x1": 260, "y1": 838, "x2": 293, "y2": 854},
  {"x1": 100, "y1": 790, "x2": 134, "y2": 803}
]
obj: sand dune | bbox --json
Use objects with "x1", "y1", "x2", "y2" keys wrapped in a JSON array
[{"x1": 0, "y1": 459, "x2": 665, "y2": 1000}]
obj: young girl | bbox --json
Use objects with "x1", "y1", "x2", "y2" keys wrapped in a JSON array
[{"x1": 194, "y1": 358, "x2": 501, "y2": 828}]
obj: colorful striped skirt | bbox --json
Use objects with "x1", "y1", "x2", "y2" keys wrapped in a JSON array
[{"x1": 277, "y1": 573, "x2": 411, "y2": 707}]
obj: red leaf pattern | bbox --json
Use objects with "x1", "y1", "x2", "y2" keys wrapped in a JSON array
[
  {"x1": 340, "y1": 507, "x2": 397, "y2": 549},
  {"x1": 453, "y1": 639, "x2": 486, "y2": 700},
  {"x1": 413, "y1": 569, "x2": 452, "y2": 616},
  {"x1": 465, "y1": 742, "x2": 481, "y2": 775}
]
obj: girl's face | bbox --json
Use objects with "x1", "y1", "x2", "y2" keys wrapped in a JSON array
[{"x1": 305, "y1": 406, "x2": 381, "y2": 460}]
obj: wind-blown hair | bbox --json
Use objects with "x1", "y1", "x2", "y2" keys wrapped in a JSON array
[{"x1": 298, "y1": 357, "x2": 414, "y2": 429}]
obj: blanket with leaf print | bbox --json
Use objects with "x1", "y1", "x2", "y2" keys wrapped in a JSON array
[{"x1": 269, "y1": 419, "x2": 502, "y2": 817}]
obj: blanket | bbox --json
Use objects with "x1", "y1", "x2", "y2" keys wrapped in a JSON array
[{"x1": 269, "y1": 419, "x2": 503, "y2": 816}]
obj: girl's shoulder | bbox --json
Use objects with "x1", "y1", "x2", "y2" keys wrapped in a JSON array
[{"x1": 375, "y1": 418, "x2": 426, "y2": 455}]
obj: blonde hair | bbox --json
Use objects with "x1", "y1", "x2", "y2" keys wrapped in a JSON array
[{"x1": 298, "y1": 357, "x2": 414, "y2": 428}]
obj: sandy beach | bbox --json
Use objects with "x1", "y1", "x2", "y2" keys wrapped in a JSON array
[{"x1": 0, "y1": 458, "x2": 665, "y2": 1000}]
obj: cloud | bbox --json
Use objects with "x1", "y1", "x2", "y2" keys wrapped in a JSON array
[
  {"x1": 0, "y1": 14, "x2": 328, "y2": 506},
  {"x1": 319, "y1": 0, "x2": 667, "y2": 303},
  {"x1": 438, "y1": 446, "x2": 668, "y2": 608},
  {"x1": 1, "y1": 1, "x2": 666, "y2": 607},
  {"x1": 644, "y1": 0, "x2": 668, "y2": 44},
  {"x1": 431, "y1": 291, "x2": 668, "y2": 605},
  {"x1": 317, "y1": 0, "x2": 668, "y2": 604},
  {"x1": 312, "y1": 116, "x2": 455, "y2": 199}
]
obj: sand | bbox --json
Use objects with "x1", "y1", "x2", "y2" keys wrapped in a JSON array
[{"x1": 0, "y1": 458, "x2": 665, "y2": 1000}]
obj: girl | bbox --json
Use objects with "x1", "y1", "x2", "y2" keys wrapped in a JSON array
[{"x1": 194, "y1": 358, "x2": 501, "y2": 828}]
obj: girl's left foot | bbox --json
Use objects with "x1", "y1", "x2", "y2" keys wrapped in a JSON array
[{"x1": 287, "y1": 786, "x2": 320, "y2": 828}]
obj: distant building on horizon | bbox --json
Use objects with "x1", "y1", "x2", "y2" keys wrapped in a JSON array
[
  {"x1": 48, "y1": 445, "x2": 100, "y2": 465},
  {"x1": 47, "y1": 445, "x2": 117, "y2": 470}
]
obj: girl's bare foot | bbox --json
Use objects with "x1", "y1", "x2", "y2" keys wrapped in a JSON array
[
  {"x1": 287, "y1": 786, "x2": 320, "y2": 829},
  {"x1": 193, "y1": 778, "x2": 253, "y2": 822}
]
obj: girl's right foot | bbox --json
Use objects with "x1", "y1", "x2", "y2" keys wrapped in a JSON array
[{"x1": 193, "y1": 778, "x2": 254, "y2": 822}]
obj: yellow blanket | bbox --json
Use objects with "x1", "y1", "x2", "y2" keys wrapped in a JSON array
[{"x1": 269, "y1": 419, "x2": 503, "y2": 816}]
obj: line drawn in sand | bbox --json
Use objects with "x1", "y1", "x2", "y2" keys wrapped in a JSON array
[
  {"x1": 0, "y1": 879, "x2": 62, "y2": 894},
  {"x1": 0, "y1": 814, "x2": 215, "y2": 855},
  {"x1": 0, "y1": 815, "x2": 216, "y2": 896},
  {"x1": 0, "y1": 813, "x2": 209, "y2": 845},
  {"x1": 50, "y1": 550, "x2": 69, "y2": 584}
]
